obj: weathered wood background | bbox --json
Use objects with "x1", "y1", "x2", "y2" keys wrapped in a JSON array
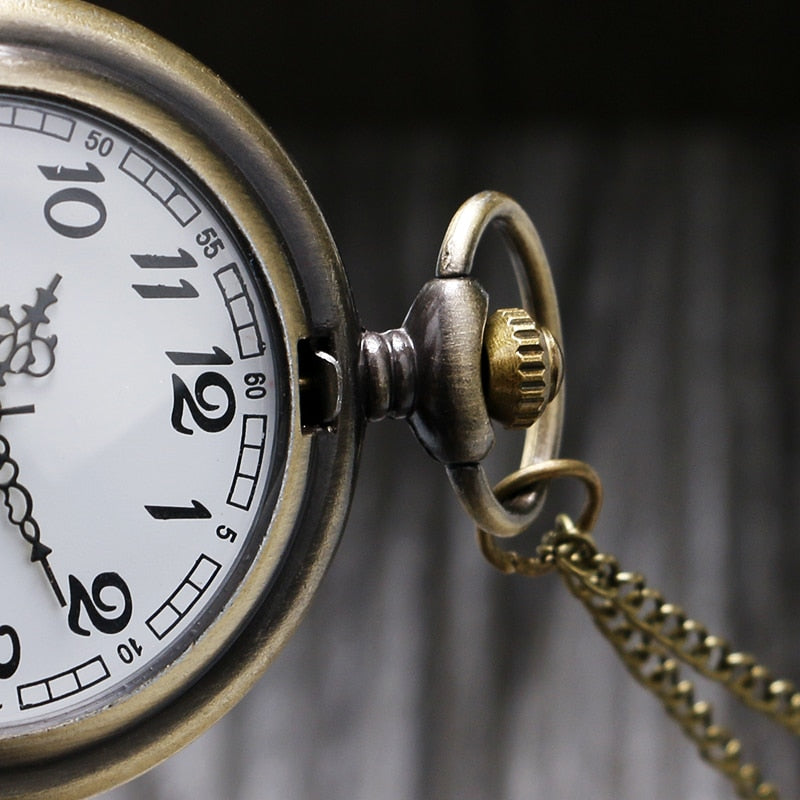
[{"x1": 95, "y1": 3, "x2": 799, "y2": 799}]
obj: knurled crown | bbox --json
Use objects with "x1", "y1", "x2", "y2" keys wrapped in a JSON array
[{"x1": 482, "y1": 307, "x2": 564, "y2": 429}]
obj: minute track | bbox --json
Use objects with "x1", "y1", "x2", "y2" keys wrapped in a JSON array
[{"x1": 0, "y1": 85, "x2": 287, "y2": 743}]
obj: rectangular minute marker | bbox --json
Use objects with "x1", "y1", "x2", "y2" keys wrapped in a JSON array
[
  {"x1": 146, "y1": 555, "x2": 221, "y2": 640},
  {"x1": 17, "y1": 656, "x2": 110, "y2": 710},
  {"x1": 0, "y1": 104, "x2": 75, "y2": 141},
  {"x1": 214, "y1": 264, "x2": 265, "y2": 359},
  {"x1": 227, "y1": 415, "x2": 268, "y2": 511},
  {"x1": 120, "y1": 147, "x2": 201, "y2": 226}
]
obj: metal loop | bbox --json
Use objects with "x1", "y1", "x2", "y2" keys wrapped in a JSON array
[
  {"x1": 438, "y1": 191, "x2": 565, "y2": 537},
  {"x1": 477, "y1": 459, "x2": 603, "y2": 576}
]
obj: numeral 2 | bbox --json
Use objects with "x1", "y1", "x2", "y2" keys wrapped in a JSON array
[
  {"x1": 67, "y1": 573, "x2": 133, "y2": 637},
  {"x1": 171, "y1": 372, "x2": 235, "y2": 435}
]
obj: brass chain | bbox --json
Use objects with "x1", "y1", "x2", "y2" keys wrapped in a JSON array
[
  {"x1": 547, "y1": 515, "x2": 793, "y2": 799},
  {"x1": 477, "y1": 461, "x2": 800, "y2": 800}
]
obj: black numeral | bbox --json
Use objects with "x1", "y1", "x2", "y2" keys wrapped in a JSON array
[
  {"x1": 67, "y1": 573, "x2": 133, "y2": 637},
  {"x1": 132, "y1": 249, "x2": 198, "y2": 297},
  {"x1": 244, "y1": 372, "x2": 267, "y2": 399},
  {"x1": 216, "y1": 525, "x2": 238, "y2": 543},
  {"x1": 40, "y1": 162, "x2": 107, "y2": 239},
  {"x1": 0, "y1": 625, "x2": 21, "y2": 680},
  {"x1": 38, "y1": 162, "x2": 104, "y2": 183},
  {"x1": 166, "y1": 347, "x2": 232, "y2": 366},
  {"x1": 195, "y1": 227, "x2": 225, "y2": 259},
  {"x1": 117, "y1": 637, "x2": 143, "y2": 664},
  {"x1": 84, "y1": 130, "x2": 115, "y2": 157},
  {"x1": 43, "y1": 189, "x2": 107, "y2": 239},
  {"x1": 131, "y1": 250, "x2": 198, "y2": 270},
  {"x1": 171, "y1": 372, "x2": 235, "y2": 435},
  {"x1": 145, "y1": 500, "x2": 211, "y2": 520},
  {"x1": 132, "y1": 279, "x2": 198, "y2": 299}
]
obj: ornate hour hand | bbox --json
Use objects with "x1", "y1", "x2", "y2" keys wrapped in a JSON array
[
  {"x1": 0, "y1": 273, "x2": 61, "y2": 385},
  {"x1": 0, "y1": 434, "x2": 65, "y2": 606}
]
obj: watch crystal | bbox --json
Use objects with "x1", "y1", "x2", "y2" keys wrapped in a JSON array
[{"x1": 0, "y1": 92, "x2": 284, "y2": 731}]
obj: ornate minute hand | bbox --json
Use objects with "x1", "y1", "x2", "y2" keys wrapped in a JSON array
[
  {"x1": 0, "y1": 433, "x2": 65, "y2": 606},
  {"x1": 0, "y1": 275, "x2": 65, "y2": 606}
]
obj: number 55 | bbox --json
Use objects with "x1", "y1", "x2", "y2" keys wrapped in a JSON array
[{"x1": 196, "y1": 227, "x2": 225, "y2": 259}]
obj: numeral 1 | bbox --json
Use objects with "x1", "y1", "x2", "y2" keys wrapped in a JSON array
[
  {"x1": 132, "y1": 279, "x2": 198, "y2": 299},
  {"x1": 38, "y1": 162, "x2": 104, "y2": 183},
  {"x1": 145, "y1": 500, "x2": 211, "y2": 521},
  {"x1": 166, "y1": 347, "x2": 233, "y2": 366},
  {"x1": 131, "y1": 250, "x2": 198, "y2": 269}
]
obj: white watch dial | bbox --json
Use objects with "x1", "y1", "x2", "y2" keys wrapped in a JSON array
[{"x1": 0, "y1": 92, "x2": 285, "y2": 731}]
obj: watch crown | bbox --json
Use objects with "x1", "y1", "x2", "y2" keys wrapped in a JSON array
[{"x1": 482, "y1": 307, "x2": 563, "y2": 429}]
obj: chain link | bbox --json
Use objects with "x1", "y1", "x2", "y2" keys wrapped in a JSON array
[
  {"x1": 549, "y1": 515, "x2": 790, "y2": 799},
  {"x1": 478, "y1": 461, "x2": 799, "y2": 800}
]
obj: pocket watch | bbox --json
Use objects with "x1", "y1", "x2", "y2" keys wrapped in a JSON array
[{"x1": 0, "y1": 2, "x2": 564, "y2": 797}]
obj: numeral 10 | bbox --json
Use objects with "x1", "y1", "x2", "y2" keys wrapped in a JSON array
[{"x1": 39, "y1": 161, "x2": 107, "y2": 239}]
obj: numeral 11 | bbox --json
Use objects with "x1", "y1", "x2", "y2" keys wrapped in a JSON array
[{"x1": 131, "y1": 249, "x2": 198, "y2": 298}]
